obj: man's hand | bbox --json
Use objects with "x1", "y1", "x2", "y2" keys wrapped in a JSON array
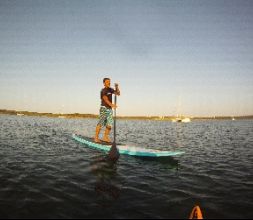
[
  {"x1": 115, "y1": 83, "x2": 119, "y2": 91},
  {"x1": 111, "y1": 104, "x2": 117, "y2": 109},
  {"x1": 114, "y1": 83, "x2": 120, "y2": 96}
]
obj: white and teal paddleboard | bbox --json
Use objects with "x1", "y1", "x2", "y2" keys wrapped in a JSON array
[{"x1": 72, "y1": 134, "x2": 184, "y2": 157}]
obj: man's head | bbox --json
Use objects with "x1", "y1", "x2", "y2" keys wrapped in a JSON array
[{"x1": 103, "y1": 78, "x2": 110, "y2": 88}]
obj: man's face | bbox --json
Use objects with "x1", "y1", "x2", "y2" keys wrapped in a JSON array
[{"x1": 104, "y1": 79, "x2": 110, "y2": 88}]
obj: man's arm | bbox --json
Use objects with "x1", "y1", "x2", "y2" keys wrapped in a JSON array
[{"x1": 102, "y1": 95, "x2": 117, "y2": 109}]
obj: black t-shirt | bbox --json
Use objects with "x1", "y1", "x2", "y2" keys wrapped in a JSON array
[{"x1": 101, "y1": 87, "x2": 115, "y2": 109}]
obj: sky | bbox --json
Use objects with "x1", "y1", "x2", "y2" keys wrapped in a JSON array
[{"x1": 0, "y1": 0, "x2": 253, "y2": 117}]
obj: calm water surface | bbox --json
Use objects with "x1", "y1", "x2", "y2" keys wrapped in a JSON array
[{"x1": 0, "y1": 115, "x2": 252, "y2": 218}]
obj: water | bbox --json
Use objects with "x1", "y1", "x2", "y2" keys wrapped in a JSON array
[{"x1": 0, "y1": 115, "x2": 252, "y2": 218}]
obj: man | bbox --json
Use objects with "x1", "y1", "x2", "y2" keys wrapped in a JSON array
[{"x1": 94, "y1": 78, "x2": 120, "y2": 143}]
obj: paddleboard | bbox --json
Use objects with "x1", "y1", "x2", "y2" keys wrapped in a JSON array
[{"x1": 72, "y1": 134, "x2": 185, "y2": 157}]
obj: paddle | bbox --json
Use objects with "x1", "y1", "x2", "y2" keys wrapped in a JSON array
[{"x1": 108, "y1": 88, "x2": 120, "y2": 162}]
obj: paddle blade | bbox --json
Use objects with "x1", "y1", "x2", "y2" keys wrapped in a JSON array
[{"x1": 108, "y1": 142, "x2": 120, "y2": 162}]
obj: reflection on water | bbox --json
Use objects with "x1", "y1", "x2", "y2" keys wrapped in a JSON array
[
  {"x1": 90, "y1": 153, "x2": 180, "y2": 208},
  {"x1": 90, "y1": 154, "x2": 122, "y2": 208}
]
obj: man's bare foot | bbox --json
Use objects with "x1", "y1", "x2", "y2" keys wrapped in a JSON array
[
  {"x1": 102, "y1": 137, "x2": 111, "y2": 143},
  {"x1": 94, "y1": 137, "x2": 101, "y2": 143}
]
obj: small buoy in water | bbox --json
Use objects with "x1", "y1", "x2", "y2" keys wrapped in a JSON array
[{"x1": 189, "y1": 205, "x2": 203, "y2": 219}]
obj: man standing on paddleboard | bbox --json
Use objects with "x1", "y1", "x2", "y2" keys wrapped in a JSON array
[{"x1": 94, "y1": 78, "x2": 120, "y2": 143}]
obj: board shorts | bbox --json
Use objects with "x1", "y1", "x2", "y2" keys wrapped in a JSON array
[{"x1": 97, "y1": 106, "x2": 113, "y2": 127}]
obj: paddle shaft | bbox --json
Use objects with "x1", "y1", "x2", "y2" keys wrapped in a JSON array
[
  {"x1": 113, "y1": 94, "x2": 117, "y2": 144},
  {"x1": 107, "y1": 87, "x2": 119, "y2": 163}
]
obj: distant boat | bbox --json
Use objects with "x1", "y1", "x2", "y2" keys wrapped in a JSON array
[
  {"x1": 172, "y1": 117, "x2": 191, "y2": 123},
  {"x1": 17, "y1": 113, "x2": 24, "y2": 116}
]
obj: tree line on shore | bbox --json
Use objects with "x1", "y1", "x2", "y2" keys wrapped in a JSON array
[{"x1": 0, "y1": 109, "x2": 253, "y2": 120}]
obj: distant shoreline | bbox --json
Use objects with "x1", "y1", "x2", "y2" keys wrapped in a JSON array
[{"x1": 1, "y1": 109, "x2": 253, "y2": 121}]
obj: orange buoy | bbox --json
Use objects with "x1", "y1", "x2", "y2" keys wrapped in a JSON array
[{"x1": 189, "y1": 205, "x2": 203, "y2": 219}]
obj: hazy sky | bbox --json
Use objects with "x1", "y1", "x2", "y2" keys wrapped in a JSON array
[{"x1": 1, "y1": 0, "x2": 253, "y2": 116}]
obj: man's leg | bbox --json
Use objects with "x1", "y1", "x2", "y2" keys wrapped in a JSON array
[
  {"x1": 103, "y1": 126, "x2": 111, "y2": 143},
  {"x1": 103, "y1": 108, "x2": 113, "y2": 143},
  {"x1": 94, "y1": 124, "x2": 102, "y2": 143},
  {"x1": 94, "y1": 107, "x2": 106, "y2": 143}
]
